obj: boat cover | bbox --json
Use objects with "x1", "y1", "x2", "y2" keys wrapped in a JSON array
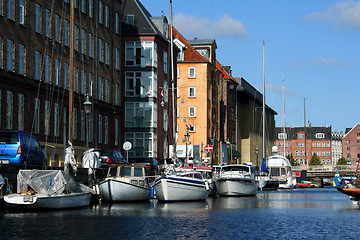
[
  {"x1": 82, "y1": 148, "x2": 101, "y2": 174},
  {"x1": 17, "y1": 170, "x2": 95, "y2": 196}
]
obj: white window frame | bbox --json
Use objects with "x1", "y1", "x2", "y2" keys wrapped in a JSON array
[
  {"x1": 188, "y1": 87, "x2": 196, "y2": 98},
  {"x1": 189, "y1": 67, "x2": 195, "y2": 78},
  {"x1": 189, "y1": 106, "x2": 196, "y2": 118},
  {"x1": 19, "y1": 0, "x2": 25, "y2": 25}
]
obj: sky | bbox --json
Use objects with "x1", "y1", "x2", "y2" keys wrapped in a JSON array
[{"x1": 141, "y1": 0, "x2": 360, "y2": 133}]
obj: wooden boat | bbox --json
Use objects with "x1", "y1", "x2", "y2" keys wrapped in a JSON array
[
  {"x1": 3, "y1": 169, "x2": 94, "y2": 209},
  {"x1": 99, "y1": 164, "x2": 151, "y2": 202}
]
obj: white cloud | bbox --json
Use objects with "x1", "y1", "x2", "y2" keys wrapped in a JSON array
[
  {"x1": 304, "y1": 0, "x2": 360, "y2": 29},
  {"x1": 266, "y1": 84, "x2": 302, "y2": 97},
  {"x1": 174, "y1": 13, "x2": 249, "y2": 39},
  {"x1": 316, "y1": 56, "x2": 343, "y2": 67}
]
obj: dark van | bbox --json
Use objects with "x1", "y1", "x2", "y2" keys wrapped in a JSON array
[{"x1": 0, "y1": 131, "x2": 47, "y2": 166}]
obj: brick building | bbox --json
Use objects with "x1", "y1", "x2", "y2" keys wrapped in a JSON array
[
  {"x1": 275, "y1": 126, "x2": 332, "y2": 166},
  {"x1": 342, "y1": 123, "x2": 360, "y2": 166}
]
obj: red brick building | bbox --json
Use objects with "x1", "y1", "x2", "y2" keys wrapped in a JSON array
[
  {"x1": 342, "y1": 123, "x2": 360, "y2": 165},
  {"x1": 275, "y1": 126, "x2": 332, "y2": 166}
]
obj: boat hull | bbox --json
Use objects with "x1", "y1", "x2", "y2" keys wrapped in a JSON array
[
  {"x1": 337, "y1": 187, "x2": 360, "y2": 200},
  {"x1": 154, "y1": 176, "x2": 209, "y2": 202},
  {"x1": 4, "y1": 192, "x2": 92, "y2": 209},
  {"x1": 215, "y1": 178, "x2": 258, "y2": 196},
  {"x1": 99, "y1": 179, "x2": 151, "y2": 202}
]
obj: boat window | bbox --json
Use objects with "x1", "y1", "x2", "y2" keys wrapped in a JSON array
[
  {"x1": 119, "y1": 167, "x2": 132, "y2": 177},
  {"x1": 281, "y1": 168, "x2": 286, "y2": 176},
  {"x1": 108, "y1": 167, "x2": 118, "y2": 177},
  {"x1": 223, "y1": 166, "x2": 249, "y2": 172},
  {"x1": 134, "y1": 168, "x2": 143, "y2": 177},
  {"x1": 193, "y1": 173, "x2": 202, "y2": 179},
  {"x1": 270, "y1": 167, "x2": 280, "y2": 177}
]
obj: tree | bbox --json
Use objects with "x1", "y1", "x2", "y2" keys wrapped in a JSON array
[
  {"x1": 286, "y1": 154, "x2": 299, "y2": 166},
  {"x1": 337, "y1": 157, "x2": 347, "y2": 165},
  {"x1": 309, "y1": 153, "x2": 321, "y2": 165}
]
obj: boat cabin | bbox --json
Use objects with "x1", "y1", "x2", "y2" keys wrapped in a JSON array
[{"x1": 107, "y1": 165, "x2": 149, "y2": 187}]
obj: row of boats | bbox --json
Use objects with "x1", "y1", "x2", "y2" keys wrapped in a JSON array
[{"x1": 0, "y1": 147, "x2": 300, "y2": 210}]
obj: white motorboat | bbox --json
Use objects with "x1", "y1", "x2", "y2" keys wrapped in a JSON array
[
  {"x1": 267, "y1": 146, "x2": 297, "y2": 189},
  {"x1": 153, "y1": 166, "x2": 209, "y2": 202},
  {"x1": 99, "y1": 164, "x2": 151, "y2": 202},
  {"x1": 214, "y1": 164, "x2": 258, "y2": 196},
  {"x1": 3, "y1": 169, "x2": 94, "y2": 209}
]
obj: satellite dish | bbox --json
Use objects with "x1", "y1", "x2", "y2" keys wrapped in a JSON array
[{"x1": 123, "y1": 141, "x2": 132, "y2": 151}]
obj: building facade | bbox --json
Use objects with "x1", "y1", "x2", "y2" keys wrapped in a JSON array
[
  {"x1": 342, "y1": 123, "x2": 360, "y2": 166},
  {"x1": 275, "y1": 126, "x2": 332, "y2": 166},
  {"x1": 332, "y1": 131, "x2": 344, "y2": 166}
]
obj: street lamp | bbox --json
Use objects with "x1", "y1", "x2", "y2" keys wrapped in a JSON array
[
  {"x1": 226, "y1": 139, "x2": 232, "y2": 164},
  {"x1": 184, "y1": 129, "x2": 190, "y2": 165},
  {"x1": 83, "y1": 94, "x2": 92, "y2": 150},
  {"x1": 255, "y1": 146, "x2": 259, "y2": 167}
]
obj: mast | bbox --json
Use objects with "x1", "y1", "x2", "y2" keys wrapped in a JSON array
[
  {"x1": 262, "y1": 40, "x2": 266, "y2": 160},
  {"x1": 170, "y1": 0, "x2": 177, "y2": 163},
  {"x1": 68, "y1": 0, "x2": 74, "y2": 141},
  {"x1": 283, "y1": 79, "x2": 286, "y2": 157},
  {"x1": 304, "y1": 97, "x2": 307, "y2": 167}
]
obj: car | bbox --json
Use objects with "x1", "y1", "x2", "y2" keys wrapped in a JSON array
[
  {"x1": 96, "y1": 149, "x2": 127, "y2": 166},
  {"x1": 129, "y1": 158, "x2": 159, "y2": 172},
  {"x1": 0, "y1": 131, "x2": 47, "y2": 166}
]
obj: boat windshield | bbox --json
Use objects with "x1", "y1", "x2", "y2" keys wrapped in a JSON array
[
  {"x1": 223, "y1": 166, "x2": 249, "y2": 172},
  {"x1": 270, "y1": 167, "x2": 288, "y2": 177},
  {"x1": 119, "y1": 167, "x2": 132, "y2": 177},
  {"x1": 134, "y1": 167, "x2": 143, "y2": 177}
]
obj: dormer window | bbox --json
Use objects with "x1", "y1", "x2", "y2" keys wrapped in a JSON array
[
  {"x1": 278, "y1": 133, "x2": 287, "y2": 139},
  {"x1": 315, "y1": 133, "x2": 325, "y2": 139},
  {"x1": 298, "y1": 133, "x2": 304, "y2": 139}
]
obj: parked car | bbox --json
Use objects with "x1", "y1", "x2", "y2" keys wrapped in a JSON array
[
  {"x1": 96, "y1": 149, "x2": 127, "y2": 166},
  {"x1": 0, "y1": 131, "x2": 47, "y2": 166}
]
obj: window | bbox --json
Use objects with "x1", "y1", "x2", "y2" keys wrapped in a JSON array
[
  {"x1": 80, "y1": 110, "x2": 85, "y2": 141},
  {"x1": 163, "y1": 109, "x2": 168, "y2": 132},
  {"x1": 88, "y1": 33, "x2": 93, "y2": 57},
  {"x1": 115, "y1": 48, "x2": 120, "y2": 70},
  {"x1": 81, "y1": 29, "x2": 86, "y2": 54},
  {"x1": 98, "y1": 38, "x2": 103, "y2": 62},
  {"x1": 81, "y1": 0, "x2": 86, "y2": 13},
  {"x1": 105, "y1": 5, "x2": 109, "y2": 28},
  {"x1": 55, "y1": 15, "x2": 60, "y2": 42},
  {"x1": 18, "y1": 93, "x2": 24, "y2": 131},
  {"x1": 115, "y1": 119, "x2": 119, "y2": 146},
  {"x1": 81, "y1": 70, "x2": 85, "y2": 94},
  {"x1": 54, "y1": 59, "x2": 60, "y2": 85},
  {"x1": 347, "y1": 140, "x2": 350, "y2": 144},
  {"x1": 125, "y1": 41, "x2": 157, "y2": 67},
  {"x1": 73, "y1": 66, "x2": 78, "y2": 92},
  {"x1": 88, "y1": 0, "x2": 93, "y2": 17},
  {"x1": 189, "y1": 106, "x2": 196, "y2": 118},
  {"x1": 278, "y1": 133, "x2": 287, "y2": 140},
  {"x1": 125, "y1": 102, "x2": 156, "y2": 128},
  {"x1": 312, "y1": 142, "x2": 316, "y2": 147},
  {"x1": 7, "y1": 0, "x2": 14, "y2": 21},
  {"x1": 298, "y1": 133, "x2": 304, "y2": 139},
  {"x1": 44, "y1": 55, "x2": 50, "y2": 83},
  {"x1": 189, "y1": 67, "x2": 195, "y2": 78},
  {"x1": 63, "y1": 19, "x2": 69, "y2": 46},
  {"x1": 126, "y1": 15, "x2": 134, "y2": 25},
  {"x1": 347, "y1": 153, "x2": 351, "y2": 159},
  {"x1": 115, "y1": 12, "x2": 120, "y2": 34},
  {"x1": 125, "y1": 132, "x2": 154, "y2": 158},
  {"x1": 35, "y1": 51, "x2": 41, "y2": 80},
  {"x1": 188, "y1": 87, "x2": 196, "y2": 98},
  {"x1": 287, "y1": 142, "x2": 290, "y2": 147},
  {"x1": 189, "y1": 125, "x2": 195, "y2": 132},
  {"x1": 105, "y1": 116, "x2": 108, "y2": 144},
  {"x1": 163, "y1": 51, "x2": 168, "y2": 74},
  {"x1": 327, "y1": 142, "x2": 330, "y2": 147},
  {"x1": 6, "y1": 39, "x2": 14, "y2": 71},
  {"x1": 54, "y1": 103, "x2": 59, "y2": 137},
  {"x1": 19, "y1": 0, "x2": 25, "y2": 25},
  {"x1": 98, "y1": 114, "x2": 102, "y2": 144},
  {"x1": 6, "y1": 91, "x2": 13, "y2": 129},
  {"x1": 104, "y1": 41, "x2": 109, "y2": 65},
  {"x1": 115, "y1": 84, "x2": 119, "y2": 105},
  {"x1": 315, "y1": 133, "x2": 325, "y2": 139},
  {"x1": 104, "y1": 79, "x2": 109, "y2": 102},
  {"x1": 35, "y1": 4, "x2": 41, "y2": 33},
  {"x1": 98, "y1": 1, "x2": 103, "y2": 24},
  {"x1": 98, "y1": 76, "x2": 102, "y2": 100},
  {"x1": 45, "y1": 9, "x2": 51, "y2": 38},
  {"x1": 73, "y1": 108, "x2": 77, "y2": 140},
  {"x1": 88, "y1": 72, "x2": 93, "y2": 96},
  {"x1": 34, "y1": 98, "x2": 40, "y2": 133},
  {"x1": 74, "y1": 25, "x2": 79, "y2": 51},
  {"x1": 299, "y1": 143, "x2": 304, "y2": 147},
  {"x1": 125, "y1": 71, "x2": 155, "y2": 97},
  {"x1": 64, "y1": 62, "x2": 69, "y2": 89},
  {"x1": 45, "y1": 101, "x2": 50, "y2": 136},
  {"x1": 0, "y1": 36, "x2": 2, "y2": 68},
  {"x1": 18, "y1": 44, "x2": 25, "y2": 75}
]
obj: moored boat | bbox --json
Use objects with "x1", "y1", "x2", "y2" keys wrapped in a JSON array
[
  {"x1": 214, "y1": 164, "x2": 257, "y2": 196},
  {"x1": 3, "y1": 169, "x2": 94, "y2": 210},
  {"x1": 99, "y1": 164, "x2": 151, "y2": 202}
]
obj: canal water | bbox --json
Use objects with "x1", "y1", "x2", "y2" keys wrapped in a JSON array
[{"x1": 1, "y1": 187, "x2": 360, "y2": 240}]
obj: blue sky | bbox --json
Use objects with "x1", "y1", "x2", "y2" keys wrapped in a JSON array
[{"x1": 141, "y1": 0, "x2": 360, "y2": 132}]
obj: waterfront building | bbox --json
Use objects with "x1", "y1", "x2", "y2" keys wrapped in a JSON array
[
  {"x1": 235, "y1": 77, "x2": 277, "y2": 165},
  {"x1": 0, "y1": 0, "x2": 123, "y2": 166},
  {"x1": 274, "y1": 125, "x2": 332, "y2": 166},
  {"x1": 121, "y1": 0, "x2": 177, "y2": 164},
  {"x1": 332, "y1": 131, "x2": 344, "y2": 166},
  {"x1": 342, "y1": 123, "x2": 360, "y2": 166}
]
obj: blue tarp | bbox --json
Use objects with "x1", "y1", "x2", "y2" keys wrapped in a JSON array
[{"x1": 261, "y1": 158, "x2": 268, "y2": 172}]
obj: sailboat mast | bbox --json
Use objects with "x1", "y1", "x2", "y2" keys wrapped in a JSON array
[
  {"x1": 262, "y1": 40, "x2": 266, "y2": 159},
  {"x1": 283, "y1": 79, "x2": 286, "y2": 157},
  {"x1": 68, "y1": 0, "x2": 74, "y2": 141},
  {"x1": 170, "y1": 0, "x2": 177, "y2": 162}
]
